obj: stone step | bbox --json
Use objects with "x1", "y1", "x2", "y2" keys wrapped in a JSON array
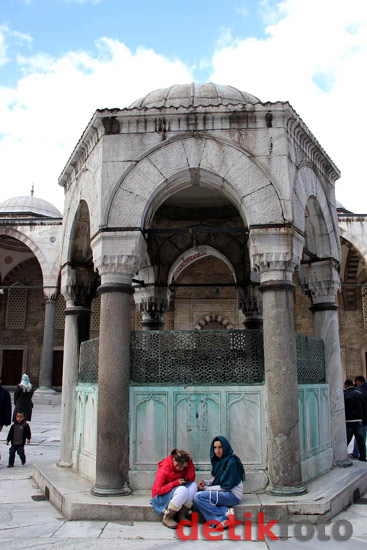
[{"x1": 33, "y1": 461, "x2": 367, "y2": 524}]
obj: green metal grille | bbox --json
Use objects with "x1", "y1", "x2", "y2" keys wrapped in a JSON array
[
  {"x1": 296, "y1": 333, "x2": 325, "y2": 383},
  {"x1": 79, "y1": 337, "x2": 99, "y2": 383},
  {"x1": 78, "y1": 330, "x2": 325, "y2": 384},
  {"x1": 131, "y1": 330, "x2": 264, "y2": 384}
]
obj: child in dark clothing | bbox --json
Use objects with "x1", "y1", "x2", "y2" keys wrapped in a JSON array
[{"x1": 6, "y1": 412, "x2": 31, "y2": 467}]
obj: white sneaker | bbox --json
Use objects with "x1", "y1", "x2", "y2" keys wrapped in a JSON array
[{"x1": 226, "y1": 507, "x2": 235, "y2": 517}]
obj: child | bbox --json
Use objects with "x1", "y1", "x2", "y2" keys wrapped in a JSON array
[{"x1": 6, "y1": 412, "x2": 31, "y2": 467}]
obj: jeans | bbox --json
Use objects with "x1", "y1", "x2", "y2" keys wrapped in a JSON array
[
  {"x1": 352, "y1": 424, "x2": 367, "y2": 458},
  {"x1": 346, "y1": 422, "x2": 366, "y2": 461},
  {"x1": 9, "y1": 443, "x2": 26, "y2": 465},
  {"x1": 194, "y1": 490, "x2": 240, "y2": 524}
]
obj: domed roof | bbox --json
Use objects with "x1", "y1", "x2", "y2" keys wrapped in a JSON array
[
  {"x1": 0, "y1": 196, "x2": 62, "y2": 218},
  {"x1": 129, "y1": 83, "x2": 260, "y2": 109}
]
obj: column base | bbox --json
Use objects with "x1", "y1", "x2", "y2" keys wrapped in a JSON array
[
  {"x1": 91, "y1": 483, "x2": 132, "y2": 497},
  {"x1": 268, "y1": 484, "x2": 307, "y2": 496},
  {"x1": 57, "y1": 461, "x2": 73, "y2": 469},
  {"x1": 335, "y1": 458, "x2": 353, "y2": 468},
  {"x1": 35, "y1": 386, "x2": 58, "y2": 394}
]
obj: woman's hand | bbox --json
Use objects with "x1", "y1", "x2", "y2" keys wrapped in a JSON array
[
  {"x1": 178, "y1": 478, "x2": 186, "y2": 485},
  {"x1": 183, "y1": 450, "x2": 191, "y2": 460},
  {"x1": 197, "y1": 481, "x2": 205, "y2": 490}
]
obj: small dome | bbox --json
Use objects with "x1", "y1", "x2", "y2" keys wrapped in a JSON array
[
  {"x1": 0, "y1": 196, "x2": 62, "y2": 218},
  {"x1": 129, "y1": 83, "x2": 260, "y2": 109}
]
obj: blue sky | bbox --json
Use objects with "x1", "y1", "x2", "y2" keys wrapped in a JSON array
[{"x1": 0, "y1": 0, "x2": 367, "y2": 212}]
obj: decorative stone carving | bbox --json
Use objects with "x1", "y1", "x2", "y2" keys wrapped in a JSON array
[
  {"x1": 238, "y1": 285, "x2": 263, "y2": 329},
  {"x1": 60, "y1": 265, "x2": 96, "y2": 308},
  {"x1": 91, "y1": 231, "x2": 146, "y2": 286},
  {"x1": 134, "y1": 286, "x2": 170, "y2": 330},
  {"x1": 298, "y1": 260, "x2": 340, "y2": 304},
  {"x1": 249, "y1": 227, "x2": 305, "y2": 283}
]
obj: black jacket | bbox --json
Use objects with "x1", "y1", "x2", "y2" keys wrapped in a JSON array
[
  {"x1": 7, "y1": 421, "x2": 31, "y2": 445},
  {"x1": 344, "y1": 387, "x2": 364, "y2": 421},
  {"x1": 0, "y1": 386, "x2": 11, "y2": 426},
  {"x1": 356, "y1": 382, "x2": 367, "y2": 425}
]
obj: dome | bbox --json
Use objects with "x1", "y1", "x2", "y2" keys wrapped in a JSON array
[
  {"x1": 0, "y1": 196, "x2": 62, "y2": 218},
  {"x1": 129, "y1": 83, "x2": 260, "y2": 109}
]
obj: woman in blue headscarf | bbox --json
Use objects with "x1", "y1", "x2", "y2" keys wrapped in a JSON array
[{"x1": 194, "y1": 436, "x2": 244, "y2": 529}]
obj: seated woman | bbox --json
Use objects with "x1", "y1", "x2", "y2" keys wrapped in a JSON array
[
  {"x1": 194, "y1": 435, "x2": 244, "y2": 529},
  {"x1": 151, "y1": 448, "x2": 197, "y2": 529}
]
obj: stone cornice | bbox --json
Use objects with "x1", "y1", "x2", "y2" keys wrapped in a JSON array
[{"x1": 58, "y1": 100, "x2": 340, "y2": 193}]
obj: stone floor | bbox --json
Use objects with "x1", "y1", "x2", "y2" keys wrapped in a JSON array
[{"x1": 1, "y1": 402, "x2": 367, "y2": 549}]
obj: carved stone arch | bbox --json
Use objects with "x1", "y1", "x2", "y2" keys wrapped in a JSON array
[
  {"x1": 293, "y1": 164, "x2": 339, "y2": 260},
  {"x1": 105, "y1": 136, "x2": 286, "y2": 229},
  {"x1": 339, "y1": 228, "x2": 367, "y2": 268},
  {"x1": 0, "y1": 227, "x2": 49, "y2": 284},
  {"x1": 194, "y1": 313, "x2": 233, "y2": 330},
  {"x1": 61, "y1": 189, "x2": 94, "y2": 266},
  {"x1": 167, "y1": 245, "x2": 237, "y2": 286},
  {"x1": 340, "y1": 235, "x2": 367, "y2": 311}
]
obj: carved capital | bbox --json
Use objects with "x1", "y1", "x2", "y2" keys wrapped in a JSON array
[
  {"x1": 60, "y1": 265, "x2": 97, "y2": 308},
  {"x1": 134, "y1": 285, "x2": 171, "y2": 314},
  {"x1": 91, "y1": 231, "x2": 146, "y2": 285},
  {"x1": 298, "y1": 260, "x2": 340, "y2": 304},
  {"x1": 238, "y1": 285, "x2": 263, "y2": 329},
  {"x1": 43, "y1": 287, "x2": 59, "y2": 302},
  {"x1": 249, "y1": 227, "x2": 304, "y2": 283}
]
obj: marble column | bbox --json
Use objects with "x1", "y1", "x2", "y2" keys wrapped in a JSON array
[
  {"x1": 58, "y1": 266, "x2": 93, "y2": 467},
  {"x1": 250, "y1": 227, "x2": 306, "y2": 495},
  {"x1": 36, "y1": 288, "x2": 58, "y2": 393},
  {"x1": 91, "y1": 231, "x2": 145, "y2": 496},
  {"x1": 299, "y1": 261, "x2": 351, "y2": 467},
  {"x1": 91, "y1": 282, "x2": 133, "y2": 495}
]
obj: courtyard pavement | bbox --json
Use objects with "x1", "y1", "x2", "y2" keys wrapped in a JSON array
[{"x1": 1, "y1": 400, "x2": 367, "y2": 549}]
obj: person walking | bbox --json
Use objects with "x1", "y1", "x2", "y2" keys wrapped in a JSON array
[
  {"x1": 344, "y1": 379, "x2": 366, "y2": 461},
  {"x1": 6, "y1": 411, "x2": 31, "y2": 467},
  {"x1": 13, "y1": 374, "x2": 34, "y2": 422},
  {"x1": 151, "y1": 449, "x2": 197, "y2": 529},
  {"x1": 350, "y1": 376, "x2": 367, "y2": 459},
  {"x1": 194, "y1": 435, "x2": 245, "y2": 530}
]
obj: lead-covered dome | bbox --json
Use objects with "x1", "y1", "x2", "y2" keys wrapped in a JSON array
[
  {"x1": 129, "y1": 83, "x2": 260, "y2": 109},
  {"x1": 0, "y1": 196, "x2": 62, "y2": 218}
]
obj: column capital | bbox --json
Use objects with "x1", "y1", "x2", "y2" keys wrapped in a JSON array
[
  {"x1": 238, "y1": 285, "x2": 263, "y2": 329},
  {"x1": 91, "y1": 230, "x2": 146, "y2": 286},
  {"x1": 298, "y1": 259, "x2": 340, "y2": 305},
  {"x1": 43, "y1": 286, "x2": 59, "y2": 301},
  {"x1": 60, "y1": 264, "x2": 97, "y2": 308},
  {"x1": 249, "y1": 226, "x2": 304, "y2": 284},
  {"x1": 134, "y1": 285, "x2": 171, "y2": 314}
]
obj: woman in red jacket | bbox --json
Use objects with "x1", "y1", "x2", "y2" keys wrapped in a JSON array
[{"x1": 151, "y1": 448, "x2": 197, "y2": 529}]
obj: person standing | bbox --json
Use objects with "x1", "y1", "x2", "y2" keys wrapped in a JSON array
[
  {"x1": 194, "y1": 436, "x2": 245, "y2": 530},
  {"x1": 351, "y1": 375, "x2": 367, "y2": 459},
  {"x1": 0, "y1": 376, "x2": 11, "y2": 432},
  {"x1": 6, "y1": 411, "x2": 31, "y2": 467},
  {"x1": 344, "y1": 379, "x2": 366, "y2": 461},
  {"x1": 13, "y1": 374, "x2": 34, "y2": 422}
]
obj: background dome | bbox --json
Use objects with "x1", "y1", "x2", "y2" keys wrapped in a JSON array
[
  {"x1": 129, "y1": 83, "x2": 260, "y2": 109},
  {"x1": 0, "y1": 196, "x2": 62, "y2": 218}
]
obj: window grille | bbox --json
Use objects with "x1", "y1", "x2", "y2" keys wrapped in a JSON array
[
  {"x1": 135, "y1": 309, "x2": 142, "y2": 330},
  {"x1": 5, "y1": 283, "x2": 27, "y2": 329},
  {"x1": 363, "y1": 286, "x2": 367, "y2": 330},
  {"x1": 91, "y1": 295, "x2": 101, "y2": 330},
  {"x1": 55, "y1": 294, "x2": 66, "y2": 329}
]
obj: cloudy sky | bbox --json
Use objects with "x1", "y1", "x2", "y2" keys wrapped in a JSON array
[{"x1": 1, "y1": 0, "x2": 367, "y2": 213}]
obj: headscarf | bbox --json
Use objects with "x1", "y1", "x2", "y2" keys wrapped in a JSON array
[
  {"x1": 20, "y1": 374, "x2": 32, "y2": 392},
  {"x1": 210, "y1": 435, "x2": 245, "y2": 490}
]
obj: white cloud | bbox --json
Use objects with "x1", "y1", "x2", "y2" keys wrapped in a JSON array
[
  {"x1": 0, "y1": 25, "x2": 32, "y2": 66},
  {"x1": 0, "y1": 37, "x2": 194, "y2": 211},
  {"x1": 209, "y1": 0, "x2": 367, "y2": 212},
  {"x1": 236, "y1": 4, "x2": 250, "y2": 17}
]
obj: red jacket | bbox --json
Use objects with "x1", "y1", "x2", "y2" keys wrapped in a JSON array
[{"x1": 151, "y1": 455, "x2": 195, "y2": 497}]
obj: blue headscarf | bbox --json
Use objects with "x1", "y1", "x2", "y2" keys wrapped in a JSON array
[{"x1": 210, "y1": 435, "x2": 245, "y2": 490}]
